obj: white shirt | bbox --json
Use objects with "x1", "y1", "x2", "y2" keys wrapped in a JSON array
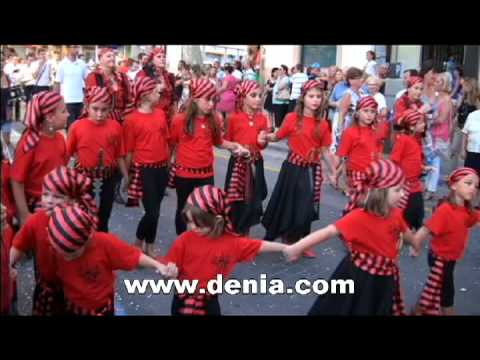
[
  {"x1": 56, "y1": 57, "x2": 88, "y2": 103},
  {"x1": 365, "y1": 60, "x2": 377, "y2": 77},
  {"x1": 290, "y1": 72, "x2": 309, "y2": 100},
  {"x1": 462, "y1": 110, "x2": 480, "y2": 153},
  {"x1": 19, "y1": 63, "x2": 36, "y2": 86},
  {"x1": 31, "y1": 60, "x2": 53, "y2": 87},
  {"x1": 373, "y1": 92, "x2": 387, "y2": 112},
  {"x1": 232, "y1": 69, "x2": 243, "y2": 81}
]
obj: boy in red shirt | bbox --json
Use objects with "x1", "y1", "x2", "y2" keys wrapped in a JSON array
[
  {"x1": 9, "y1": 166, "x2": 98, "y2": 315},
  {"x1": 335, "y1": 96, "x2": 382, "y2": 215},
  {"x1": 48, "y1": 203, "x2": 177, "y2": 316},
  {"x1": 10, "y1": 91, "x2": 69, "y2": 226},
  {"x1": 169, "y1": 79, "x2": 249, "y2": 235},
  {"x1": 224, "y1": 80, "x2": 271, "y2": 235},
  {"x1": 123, "y1": 76, "x2": 170, "y2": 257},
  {"x1": 67, "y1": 87, "x2": 129, "y2": 232},
  {"x1": 164, "y1": 185, "x2": 286, "y2": 315},
  {"x1": 284, "y1": 160, "x2": 415, "y2": 316},
  {"x1": 261, "y1": 80, "x2": 337, "y2": 257},
  {"x1": 410, "y1": 167, "x2": 479, "y2": 316}
]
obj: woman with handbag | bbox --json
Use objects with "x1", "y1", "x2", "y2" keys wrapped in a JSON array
[{"x1": 272, "y1": 65, "x2": 291, "y2": 129}]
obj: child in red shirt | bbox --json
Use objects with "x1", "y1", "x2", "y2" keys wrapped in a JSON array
[
  {"x1": 164, "y1": 185, "x2": 286, "y2": 315},
  {"x1": 336, "y1": 96, "x2": 382, "y2": 215},
  {"x1": 261, "y1": 80, "x2": 336, "y2": 257},
  {"x1": 10, "y1": 91, "x2": 68, "y2": 226},
  {"x1": 391, "y1": 109, "x2": 431, "y2": 231},
  {"x1": 224, "y1": 80, "x2": 271, "y2": 235},
  {"x1": 123, "y1": 76, "x2": 170, "y2": 257},
  {"x1": 47, "y1": 203, "x2": 177, "y2": 316},
  {"x1": 410, "y1": 167, "x2": 479, "y2": 316},
  {"x1": 67, "y1": 87, "x2": 129, "y2": 232},
  {"x1": 169, "y1": 79, "x2": 249, "y2": 235},
  {"x1": 9, "y1": 166, "x2": 98, "y2": 315},
  {"x1": 284, "y1": 160, "x2": 415, "y2": 316},
  {"x1": 85, "y1": 48, "x2": 131, "y2": 123},
  {"x1": 1, "y1": 203, "x2": 17, "y2": 315}
]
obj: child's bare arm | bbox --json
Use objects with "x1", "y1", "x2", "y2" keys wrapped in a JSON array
[
  {"x1": 138, "y1": 254, "x2": 178, "y2": 279},
  {"x1": 258, "y1": 241, "x2": 287, "y2": 254},
  {"x1": 284, "y1": 225, "x2": 338, "y2": 262}
]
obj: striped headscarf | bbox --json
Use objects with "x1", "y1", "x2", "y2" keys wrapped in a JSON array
[
  {"x1": 23, "y1": 91, "x2": 63, "y2": 152},
  {"x1": 363, "y1": 159, "x2": 405, "y2": 191},
  {"x1": 124, "y1": 76, "x2": 158, "y2": 115},
  {"x1": 42, "y1": 166, "x2": 98, "y2": 222},
  {"x1": 397, "y1": 109, "x2": 424, "y2": 127},
  {"x1": 47, "y1": 203, "x2": 96, "y2": 257},
  {"x1": 356, "y1": 96, "x2": 378, "y2": 111},
  {"x1": 80, "y1": 86, "x2": 112, "y2": 119},
  {"x1": 407, "y1": 76, "x2": 423, "y2": 88},
  {"x1": 302, "y1": 79, "x2": 327, "y2": 94},
  {"x1": 191, "y1": 79, "x2": 217, "y2": 100},
  {"x1": 186, "y1": 185, "x2": 234, "y2": 234},
  {"x1": 448, "y1": 167, "x2": 479, "y2": 186},
  {"x1": 234, "y1": 80, "x2": 261, "y2": 111}
]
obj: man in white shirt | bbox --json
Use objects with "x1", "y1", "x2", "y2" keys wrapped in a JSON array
[
  {"x1": 288, "y1": 63, "x2": 309, "y2": 112},
  {"x1": 31, "y1": 47, "x2": 53, "y2": 96},
  {"x1": 55, "y1": 45, "x2": 89, "y2": 127}
]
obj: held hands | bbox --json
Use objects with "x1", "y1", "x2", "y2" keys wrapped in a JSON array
[
  {"x1": 156, "y1": 262, "x2": 179, "y2": 279},
  {"x1": 257, "y1": 131, "x2": 268, "y2": 146},
  {"x1": 282, "y1": 244, "x2": 302, "y2": 263},
  {"x1": 232, "y1": 143, "x2": 251, "y2": 158}
]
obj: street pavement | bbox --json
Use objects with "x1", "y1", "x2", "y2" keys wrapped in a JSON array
[{"x1": 9, "y1": 122, "x2": 480, "y2": 316}]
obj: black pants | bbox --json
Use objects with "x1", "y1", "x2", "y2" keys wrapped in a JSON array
[
  {"x1": 24, "y1": 85, "x2": 35, "y2": 103},
  {"x1": 96, "y1": 172, "x2": 120, "y2": 233},
  {"x1": 1, "y1": 88, "x2": 10, "y2": 124},
  {"x1": 32, "y1": 85, "x2": 51, "y2": 96},
  {"x1": 175, "y1": 176, "x2": 214, "y2": 235},
  {"x1": 465, "y1": 151, "x2": 480, "y2": 175},
  {"x1": 136, "y1": 167, "x2": 168, "y2": 243},
  {"x1": 403, "y1": 192, "x2": 424, "y2": 230},
  {"x1": 272, "y1": 103, "x2": 289, "y2": 128},
  {"x1": 66, "y1": 103, "x2": 84, "y2": 129}
]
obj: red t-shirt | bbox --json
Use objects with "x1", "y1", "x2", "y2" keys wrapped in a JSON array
[
  {"x1": 169, "y1": 113, "x2": 224, "y2": 178},
  {"x1": 164, "y1": 230, "x2": 262, "y2": 290},
  {"x1": 1, "y1": 224, "x2": 16, "y2": 314},
  {"x1": 55, "y1": 232, "x2": 142, "y2": 310},
  {"x1": 225, "y1": 111, "x2": 269, "y2": 153},
  {"x1": 375, "y1": 121, "x2": 391, "y2": 155},
  {"x1": 276, "y1": 113, "x2": 332, "y2": 161},
  {"x1": 12, "y1": 210, "x2": 59, "y2": 283},
  {"x1": 67, "y1": 118, "x2": 126, "y2": 169},
  {"x1": 390, "y1": 134, "x2": 424, "y2": 193},
  {"x1": 2, "y1": 160, "x2": 17, "y2": 224},
  {"x1": 426, "y1": 202, "x2": 479, "y2": 261},
  {"x1": 11, "y1": 133, "x2": 68, "y2": 199},
  {"x1": 123, "y1": 109, "x2": 170, "y2": 164},
  {"x1": 337, "y1": 126, "x2": 380, "y2": 172},
  {"x1": 335, "y1": 208, "x2": 408, "y2": 260}
]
